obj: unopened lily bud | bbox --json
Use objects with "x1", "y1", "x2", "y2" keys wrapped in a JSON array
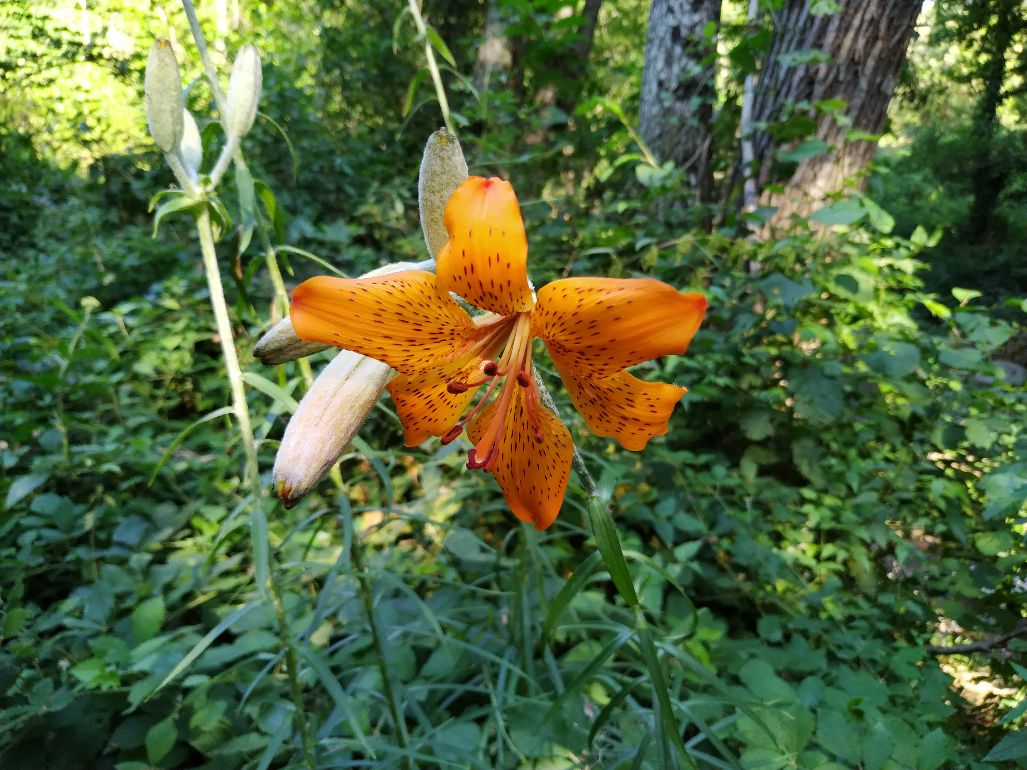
[
  {"x1": 272, "y1": 350, "x2": 394, "y2": 507},
  {"x1": 225, "y1": 44, "x2": 262, "y2": 141},
  {"x1": 180, "y1": 108, "x2": 203, "y2": 175},
  {"x1": 418, "y1": 128, "x2": 468, "y2": 258},
  {"x1": 144, "y1": 39, "x2": 184, "y2": 153},
  {"x1": 254, "y1": 261, "x2": 423, "y2": 364},
  {"x1": 254, "y1": 317, "x2": 331, "y2": 365}
]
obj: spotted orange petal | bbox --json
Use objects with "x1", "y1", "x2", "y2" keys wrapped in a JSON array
[
  {"x1": 436, "y1": 176, "x2": 535, "y2": 316},
  {"x1": 291, "y1": 271, "x2": 485, "y2": 377},
  {"x1": 533, "y1": 277, "x2": 707, "y2": 377},
  {"x1": 549, "y1": 350, "x2": 686, "y2": 450},
  {"x1": 466, "y1": 387, "x2": 573, "y2": 530},
  {"x1": 388, "y1": 359, "x2": 487, "y2": 447}
]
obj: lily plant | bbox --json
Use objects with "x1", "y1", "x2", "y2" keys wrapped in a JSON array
[{"x1": 285, "y1": 175, "x2": 707, "y2": 529}]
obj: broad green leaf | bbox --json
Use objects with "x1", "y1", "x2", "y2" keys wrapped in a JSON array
[
  {"x1": 984, "y1": 730, "x2": 1027, "y2": 762},
  {"x1": 778, "y1": 139, "x2": 829, "y2": 163},
  {"x1": 973, "y1": 530, "x2": 1013, "y2": 556},
  {"x1": 918, "y1": 727, "x2": 950, "y2": 770},
  {"x1": 145, "y1": 717, "x2": 177, "y2": 765},
  {"x1": 810, "y1": 199, "x2": 865, "y2": 227},
  {"x1": 5, "y1": 473, "x2": 48, "y2": 509},
  {"x1": 131, "y1": 596, "x2": 166, "y2": 644},
  {"x1": 816, "y1": 709, "x2": 861, "y2": 763}
]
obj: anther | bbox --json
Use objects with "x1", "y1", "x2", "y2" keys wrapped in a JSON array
[
  {"x1": 516, "y1": 371, "x2": 531, "y2": 387},
  {"x1": 440, "y1": 426, "x2": 463, "y2": 444},
  {"x1": 447, "y1": 381, "x2": 469, "y2": 394},
  {"x1": 483, "y1": 360, "x2": 498, "y2": 376}
]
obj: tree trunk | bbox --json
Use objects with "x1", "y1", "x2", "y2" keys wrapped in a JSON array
[
  {"x1": 750, "y1": 0, "x2": 921, "y2": 229},
  {"x1": 967, "y1": 0, "x2": 1018, "y2": 239},
  {"x1": 638, "y1": 0, "x2": 721, "y2": 203},
  {"x1": 475, "y1": 0, "x2": 512, "y2": 94}
]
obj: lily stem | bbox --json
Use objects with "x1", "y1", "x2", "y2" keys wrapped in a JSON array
[
  {"x1": 533, "y1": 372, "x2": 599, "y2": 497},
  {"x1": 194, "y1": 207, "x2": 317, "y2": 770},
  {"x1": 406, "y1": 0, "x2": 454, "y2": 135}
]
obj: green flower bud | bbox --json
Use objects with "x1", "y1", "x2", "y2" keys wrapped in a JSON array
[
  {"x1": 418, "y1": 128, "x2": 468, "y2": 258},
  {"x1": 180, "y1": 108, "x2": 203, "y2": 175},
  {"x1": 225, "y1": 44, "x2": 262, "y2": 141},
  {"x1": 254, "y1": 317, "x2": 331, "y2": 365},
  {"x1": 144, "y1": 39, "x2": 184, "y2": 153}
]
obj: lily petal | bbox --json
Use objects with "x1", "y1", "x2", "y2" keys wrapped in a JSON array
[
  {"x1": 467, "y1": 387, "x2": 573, "y2": 530},
  {"x1": 388, "y1": 359, "x2": 487, "y2": 446},
  {"x1": 291, "y1": 271, "x2": 485, "y2": 377},
  {"x1": 533, "y1": 277, "x2": 707, "y2": 377},
  {"x1": 436, "y1": 176, "x2": 535, "y2": 316},
  {"x1": 549, "y1": 353, "x2": 686, "y2": 451}
]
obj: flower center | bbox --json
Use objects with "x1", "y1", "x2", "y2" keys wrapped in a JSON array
[{"x1": 440, "y1": 312, "x2": 544, "y2": 470}]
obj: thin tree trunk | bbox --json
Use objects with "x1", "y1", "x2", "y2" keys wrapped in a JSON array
[
  {"x1": 738, "y1": 0, "x2": 760, "y2": 213},
  {"x1": 555, "y1": 0, "x2": 604, "y2": 112},
  {"x1": 638, "y1": 0, "x2": 721, "y2": 203},
  {"x1": 475, "y1": 0, "x2": 512, "y2": 94},
  {"x1": 751, "y1": 0, "x2": 921, "y2": 230},
  {"x1": 967, "y1": 0, "x2": 1017, "y2": 239}
]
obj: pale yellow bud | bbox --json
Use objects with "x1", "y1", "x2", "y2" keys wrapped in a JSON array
[
  {"x1": 272, "y1": 350, "x2": 394, "y2": 507},
  {"x1": 144, "y1": 39, "x2": 184, "y2": 153},
  {"x1": 418, "y1": 128, "x2": 468, "y2": 258},
  {"x1": 225, "y1": 44, "x2": 262, "y2": 141},
  {"x1": 180, "y1": 108, "x2": 203, "y2": 175}
]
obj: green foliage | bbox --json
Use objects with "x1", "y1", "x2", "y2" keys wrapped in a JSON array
[{"x1": 2, "y1": 0, "x2": 1026, "y2": 768}]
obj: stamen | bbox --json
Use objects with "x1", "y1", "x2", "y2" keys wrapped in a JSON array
[{"x1": 440, "y1": 373, "x2": 503, "y2": 444}]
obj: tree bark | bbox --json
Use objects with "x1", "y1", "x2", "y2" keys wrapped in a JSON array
[
  {"x1": 966, "y1": 0, "x2": 1018, "y2": 239},
  {"x1": 751, "y1": 0, "x2": 921, "y2": 229},
  {"x1": 638, "y1": 0, "x2": 721, "y2": 202}
]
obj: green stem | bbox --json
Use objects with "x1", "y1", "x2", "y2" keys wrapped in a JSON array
[
  {"x1": 195, "y1": 207, "x2": 260, "y2": 488},
  {"x1": 407, "y1": 0, "x2": 454, "y2": 134},
  {"x1": 181, "y1": 0, "x2": 229, "y2": 117},
  {"x1": 349, "y1": 529, "x2": 413, "y2": 768},
  {"x1": 194, "y1": 207, "x2": 317, "y2": 770}
]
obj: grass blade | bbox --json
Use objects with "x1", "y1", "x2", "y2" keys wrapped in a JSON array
[
  {"x1": 147, "y1": 603, "x2": 257, "y2": 698},
  {"x1": 147, "y1": 406, "x2": 234, "y2": 484},
  {"x1": 542, "y1": 627, "x2": 633, "y2": 723},
  {"x1": 637, "y1": 614, "x2": 697, "y2": 770},
  {"x1": 542, "y1": 550, "x2": 603, "y2": 644}
]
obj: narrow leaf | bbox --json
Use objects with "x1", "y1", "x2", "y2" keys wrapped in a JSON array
[
  {"x1": 586, "y1": 497, "x2": 638, "y2": 606},
  {"x1": 147, "y1": 603, "x2": 257, "y2": 698},
  {"x1": 542, "y1": 550, "x2": 603, "y2": 644},
  {"x1": 241, "y1": 371, "x2": 299, "y2": 413},
  {"x1": 148, "y1": 406, "x2": 235, "y2": 484},
  {"x1": 424, "y1": 26, "x2": 456, "y2": 66},
  {"x1": 638, "y1": 619, "x2": 697, "y2": 769}
]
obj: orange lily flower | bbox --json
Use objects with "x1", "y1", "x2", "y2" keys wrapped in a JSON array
[{"x1": 290, "y1": 177, "x2": 707, "y2": 530}]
